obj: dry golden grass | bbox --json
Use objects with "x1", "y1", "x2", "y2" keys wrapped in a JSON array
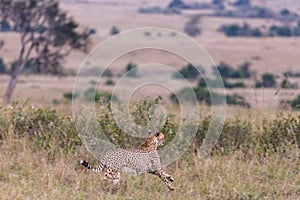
[{"x1": 0, "y1": 136, "x2": 299, "y2": 199}]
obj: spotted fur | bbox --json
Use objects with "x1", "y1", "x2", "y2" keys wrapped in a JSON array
[{"x1": 80, "y1": 132, "x2": 174, "y2": 190}]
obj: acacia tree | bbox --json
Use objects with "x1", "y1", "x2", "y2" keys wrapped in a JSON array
[{"x1": 0, "y1": 0, "x2": 92, "y2": 105}]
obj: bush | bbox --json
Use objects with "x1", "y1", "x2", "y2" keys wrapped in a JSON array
[
  {"x1": 213, "y1": 61, "x2": 252, "y2": 79},
  {"x1": 226, "y1": 81, "x2": 246, "y2": 88},
  {"x1": 63, "y1": 92, "x2": 79, "y2": 101},
  {"x1": 255, "y1": 73, "x2": 276, "y2": 88},
  {"x1": 167, "y1": 0, "x2": 188, "y2": 9},
  {"x1": 184, "y1": 23, "x2": 201, "y2": 37},
  {"x1": 170, "y1": 87, "x2": 249, "y2": 106},
  {"x1": 125, "y1": 62, "x2": 138, "y2": 77},
  {"x1": 0, "y1": 100, "x2": 299, "y2": 161},
  {"x1": 233, "y1": 0, "x2": 250, "y2": 7},
  {"x1": 291, "y1": 95, "x2": 300, "y2": 109},
  {"x1": 238, "y1": 61, "x2": 251, "y2": 78},
  {"x1": 220, "y1": 23, "x2": 300, "y2": 37},
  {"x1": 269, "y1": 25, "x2": 293, "y2": 37},
  {"x1": 293, "y1": 26, "x2": 300, "y2": 36},
  {"x1": 251, "y1": 28, "x2": 262, "y2": 37},
  {"x1": 226, "y1": 93, "x2": 251, "y2": 107},
  {"x1": 83, "y1": 88, "x2": 114, "y2": 102},
  {"x1": 219, "y1": 23, "x2": 263, "y2": 37},
  {"x1": 103, "y1": 69, "x2": 113, "y2": 77},
  {"x1": 0, "y1": 20, "x2": 11, "y2": 32},
  {"x1": 97, "y1": 96, "x2": 177, "y2": 148},
  {"x1": 280, "y1": 77, "x2": 297, "y2": 89},
  {"x1": 184, "y1": 14, "x2": 202, "y2": 37},
  {"x1": 198, "y1": 113, "x2": 300, "y2": 154},
  {"x1": 173, "y1": 63, "x2": 202, "y2": 79},
  {"x1": 105, "y1": 79, "x2": 115, "y2": 85},
  {"x1": 214, "y1": 62, "x2": 234, "y2": 77},
  {"x1": 110, "y1": 26, "x2": 120, "y2": 35},
  {"x1": 283, "y1": 71, "x2": 300, "y2": 78},
  {"x1": 0, "y1": 57, "x2": 6, "y2": 73},
  {"x1": 198, "y1": 78, "x2": 246, "y2": 88},
  {"x1": 170, "y1": 87, "x2": 210, "y2": 104},
  {"x1": 138, "y1": 7, "x2": 181, "y2": 14},
  {"x1": 0, "y1": 102, "x2": 81, "y2": 156}
]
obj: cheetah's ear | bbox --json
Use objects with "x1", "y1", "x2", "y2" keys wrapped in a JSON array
[{"x1": 155, "y1": 132, "x2": 160, "y2": 137}]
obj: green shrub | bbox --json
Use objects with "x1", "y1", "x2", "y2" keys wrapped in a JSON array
[
  {"x1": 226, "y1": 93, "x2": 251, "y2": 107},
  {"x1": 269, "y1": 25, "x2": 293, "y2": 37},
  {"x1": 293, "y1": 26, "x2": 300, "y2": 36},
  {"x1": 83, "y1": 88, "x2": 114, "y2": 102},
  {"x1": 170, "y1": 87, "x2": 211, "y2": 104},
  {"x1": 233, "y1": 0, "x2": 250, "y2": 7},
  {"x1": 0, "y1": 100, "x2": 299, "y2": 160},
  {"x1": 125, "y1": 62, "x2": 138, "y2": 77},
  {"x1": 198, "y1": 78, "x2": 246, "y2": 88},
  {"x1": 0, "y1": 102, "x2": 81, "y2": 156},
  {"x1": 255, "y1": 73, "x2": 276, "y2": 88},
  {"x1": 291, "y1": 95, "x2": 300, "y2": 109},
  {"x1": 280, "y1": 77, "x2": 297, "y2": 89},
  {"x1": 170, "y1": 87, "x2": 249, "y2": 106},
  {"x1": 283, "y1": 71, "x2": 300, "y2": 78},
  {"x1": 256, "y1": 114, "x2": 300, "y2": 154},
  {"x1": 219, "y1": 23, "x2": 263, "y2": 37},
  {"x1": 184, "y1": 23, "x2": 201, "y2": 37},
  {"x1": 105, "y1": 79, "x2": 115, "y2": 85},
  {"x1": 173, "y1": 63, "x2": 203, "y2": 79},
  {"x1": 251, "y1": 28, "x2": 262, "y2": 37},
  {"x1": 97, "y1": 96, "x2": 177, "y2": 148},
  {"x1": 238, "y1": 61, "x2": 251, "y2": 78},
  {"x1": 0, "y1": 20, "x2": 11, "y2": 31},
  {"x1": 167, "y1": 0, "x2": 188, "y2": 9},
  {"x1": 103, "y1": 69, "x2": 113, "y2": 77},
  {"x1": 213, "y1": 61, "x2": 251, "y2": 79},
  {"x1": 223, "y1": 79, "x2": 246, "y2": 88},
  {"x1": 0, "y1": 57, "x2": 6, "y2": 73},
  {"x1": 197, "y1": 113, "x2": 300, "y2": 155},
  {"x1": 139, "y1": 7, "x2": 181, "y2": 14},
  {"x1": 110, "y1": 26, "x2": 120, "y2": 35},
  {"x1": 63, "y1": 92, "x2": 79, "y2": 101}
]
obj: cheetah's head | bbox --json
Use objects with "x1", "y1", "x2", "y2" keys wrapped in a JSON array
[{"x1": 155, "y1": 132, "x2": 165, "y2": 146}]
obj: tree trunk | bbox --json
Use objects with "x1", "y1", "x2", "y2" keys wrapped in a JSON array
[
  {"x1": 3, "y1": 60, "x2": 28, "y2": 105},
  {"x1": 4, "y1": 73, "x2": 19, "y2": 105},
  {"x1": 3, "y1": 42, "x2": 34, "y2": 105}
]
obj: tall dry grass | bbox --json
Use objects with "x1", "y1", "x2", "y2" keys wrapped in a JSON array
[
  {"x1": 0, "y1": 136, "x2": 299, "y2": 199},
  {"x1": 0, "y1": 102, "x2": 299, "y2": 199}
]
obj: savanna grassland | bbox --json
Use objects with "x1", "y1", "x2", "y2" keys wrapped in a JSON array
[
  {"x1": 0, "y1": 101, "x2": 299, "y2": 199},
  {"x1": 0, "y1": 0, "x2": 300, "y2": 199}
]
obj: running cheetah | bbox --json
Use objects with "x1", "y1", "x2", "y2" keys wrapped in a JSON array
[{"x1": 80, "y1": 132, "x2": 174, "y2": 190}]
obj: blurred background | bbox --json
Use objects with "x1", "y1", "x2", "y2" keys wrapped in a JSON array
[{"x1": 0, "y1": 0, "x2": 299, "y2": 111}]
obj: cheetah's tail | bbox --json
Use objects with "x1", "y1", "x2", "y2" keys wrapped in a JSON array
[{"x1": 80, "y1": 160, "x2": 105, "y2": 173}]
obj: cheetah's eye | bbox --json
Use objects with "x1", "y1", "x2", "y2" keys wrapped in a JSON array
[{"x1": 155, "y1": 132, "x2": 160, "y2": 137}]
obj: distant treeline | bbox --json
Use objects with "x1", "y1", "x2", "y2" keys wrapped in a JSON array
[{"x1": 219, "y1": 22, "x2": 300, "y2": 37}]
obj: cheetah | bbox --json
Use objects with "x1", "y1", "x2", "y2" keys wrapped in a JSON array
[{"x1": 80, "y1": 132, "x2": 174, "y2": 190}]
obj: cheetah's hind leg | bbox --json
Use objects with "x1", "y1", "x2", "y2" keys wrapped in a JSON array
[{"x1": 104, "y1": 168, "x2": 121, "y2": 190}]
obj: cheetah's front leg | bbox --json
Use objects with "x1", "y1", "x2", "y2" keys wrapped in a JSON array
[{"x1": 153, "y1": 169, "x2": 175, "y2": 191}]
